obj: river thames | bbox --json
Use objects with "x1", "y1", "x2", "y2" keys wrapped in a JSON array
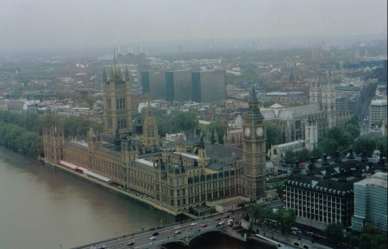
[
  {"x1": 0, "y1": 147, "x2": 174, "y2": 249},
  {"x1": 0, "y1": 147, "x2": 273, "y2": 249}
]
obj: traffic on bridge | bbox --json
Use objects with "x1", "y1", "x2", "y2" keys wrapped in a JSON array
[{"x1": 73, "y1": 213, "x2": 235, "y2": 249}]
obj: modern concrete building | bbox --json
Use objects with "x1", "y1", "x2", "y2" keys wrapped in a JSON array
[
  {"x1": 351, "y1": 172, "x2": 387, "y2": 232},
  {"x1": 196, "y1": 70, "x2": 226, "y2": 103},
  {"x1": 285, "y1": 158, "x2": 385, "y2": 230},
  {"x1": 140, "y1": 69, "x2": 225, "y2": 103},
  {"x1": 285, "y1": 176, "x2": 354, "y2": 230}
]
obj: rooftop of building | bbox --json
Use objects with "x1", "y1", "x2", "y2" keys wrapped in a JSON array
[
  {"x1": 205, "y1": 144, "x2": 241, "y2": 164},
  {"x1": 370, "y1": 98, "x2": 387, "y2": 106},
  {"x1": 287, "y1": 154, "x2": 387, "y2": 193},
  {"x1": 261, "y1": 103, "x2": 321, "y2": 120},
  {"x1": 287, "y1": 176, "x2": 354, "y2": 192},
  {"x1": 355, "y1": 172, "x2": 387, "y2": 188}
]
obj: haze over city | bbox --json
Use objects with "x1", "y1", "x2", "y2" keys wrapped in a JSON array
[{"x1": 1, "y1": 0, "x2": 387, "y2": 52}]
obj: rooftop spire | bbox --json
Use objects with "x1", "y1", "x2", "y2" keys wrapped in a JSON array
[
  {"x1": 112, "y1": 48, "x2": 117, "y2": 77},
  {"x1": 249, "y1": 86, "x2": 258, "y2": 106},
  {"x1": 125, "y1": 66, "x2": 130, "y2": 81},
  {"x1": 102, "y1": 68, "x2": 107, "y2": 82},
  {"x1": 248, "y1": 86, "x2": 264, "y2": 120}
]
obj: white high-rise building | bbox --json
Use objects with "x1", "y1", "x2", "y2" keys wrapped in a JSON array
[
  {"x1": 368, "y1": 98, "x2": 387, "y2": 129},
  {"x1": 352, "y1": 172, "x2": 388, "y2": 232},
  {"x1": 305, "y1": 120, "x2": 318, "y2": 151}
]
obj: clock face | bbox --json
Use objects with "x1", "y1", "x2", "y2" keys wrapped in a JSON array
[
  {"x1": 244, "y1": 127, "x2": 251, "y2": 137},
  {"x1": 256, "y1": 127, "x2": 263, "y2": 137}
]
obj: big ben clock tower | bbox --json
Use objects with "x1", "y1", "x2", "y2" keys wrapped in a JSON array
[{"x1": 242, "y1": 87, "x2": 266, "y2": 200}]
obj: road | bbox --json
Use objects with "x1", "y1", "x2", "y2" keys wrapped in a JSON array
[
  {"x1": 73, "y1": 213, "x2": 233, "y2": 249},
  {"x1": 253, "y1": 224, "x2": 333, "y2": 249}
]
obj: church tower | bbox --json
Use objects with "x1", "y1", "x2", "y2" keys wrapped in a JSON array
[
  {"x1": 42, "y1": 120, "x2": 64, "y2": 164},
  {"x1": 103, "y1": 51, "x2": 132, "y2": 138},
  {"x1": 141, "y1": 101, "x2": 159, "y2": 149},
  {"x1": 321, "y1": 72, "x2": 336, "y2": 128},
  {"x1": 309, "y1": 80, "x2": 321, "y2": 105},
  {"x1": 242, "y1": 87, "x2": 266, "y2": 200}
]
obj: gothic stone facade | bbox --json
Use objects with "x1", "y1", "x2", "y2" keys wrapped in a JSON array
[{"x1": 42, "y1": 69, "x2": 266, "y2": 214}]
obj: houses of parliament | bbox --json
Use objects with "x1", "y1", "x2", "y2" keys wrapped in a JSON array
[{"x1": 42, "y1": 63, "x2": 267, "y2": 215}]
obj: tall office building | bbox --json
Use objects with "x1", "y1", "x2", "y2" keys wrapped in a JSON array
[
  {"x1": 140, "y1": 69, "x2": 225, "y2": 103},
  {"x1": 352, "y1": 172, "x2": 388, "y2": 232},
  {"x1": 368, "y1": 98, "x2": 387, "y2": 129},
  {"x1": 173, "y1": 70, "x2": 192, "y2": 101},
  {"x1": 197, "y1": 70, "x2": 226, "y2": 103}
]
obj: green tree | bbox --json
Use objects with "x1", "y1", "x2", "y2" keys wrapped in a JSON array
[
  {"x1": 276, "y1": 208, "x2": 296, "y2": 233},
  {"x1": 210, "y1": 129, "x2": 216, "y2": 144},
  {"x1": 353, "y1": 136, "x2": 377, "y2": 156},
  {"x1": 344, "y1": 116, "x2": 360, "y2": 138},
  {"x1": 325, "y1": 224, "x2": 344, "y2": 247},
  {"x1": 208, "y1": 120, "x2": 226, "y2": 144},
  {"x1": 266, "y1": 122, "x2": 282, "y2": 150},
  {"x1": 284, "y1": 150, "x2": 297, "y2": 164},
  {"x1": 173, "y1": 112, "x2": 198, "y2": 133},
  {"x1": 359, "y1": 234, "x2": 372, "y2": 249},
  {"x1": 294, "y1": 149, "x2": 311, "y2": 162}
]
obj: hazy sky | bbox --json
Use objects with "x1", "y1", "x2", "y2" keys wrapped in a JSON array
[{"x1": 1, "y1": 0, "x2": 386, "y2": 50}]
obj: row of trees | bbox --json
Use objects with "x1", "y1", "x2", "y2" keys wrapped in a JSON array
[
  {"x1": 62, "y1": 116, "x2": 102, "y2": 138},
  {"x1": 156, "y1": 111, "x2": 199, "y2": 136},
  {"x1": 353, "y1": 134, "x2": 387, "y2": 157},
  {"x1": 247, "y1": 203, "x2": 296, "y2": 233},
  {"x1": 155, "y1": 111, "x2": 228, "y2": 144},
  {"x1": 283, "y1": 116, "x2": 387, "y2": 163},
  {"x1": 318, "y1": 117, "x2": 360, "y2": 155},
  {"x1": 325, "y1": 224, "x2": 387, "y2": 249},
  {"x1": 284, "y1": 133, "x2": 387, "y2": 164},
  {"x1": 0, "y1": 110, "x2": 102, "y2": 158},
  {"x1": 0, "y1": 110, "x2": 43, "y2": 133},
  {"x1": 0, "y1": 110, "x2": 102, "y2": 139},
  {"x1": 0, "y1": 122, "x2": 41, "y2": 157}
]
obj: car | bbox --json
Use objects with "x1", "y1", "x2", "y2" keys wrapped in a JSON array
[
  {"x1": 174, "y1": 230, "x2": 181, "y2": 235},
  {"x1": 149, "y1": 236, "x2": 156, "y2": 240},
  {"x1": 294, "y1": 242, "x2": 299, "y2": 247},
  {"x1": 152, "y1": 232, "x2": 159, "y2": 236},
  {"x1": 217, "y1": 221, "x2": 225, "y2": 225},
  {"x1": 190, "y1": 222, "x2": 197, "y2": 226},
  {"x1": 127, "y1": 241, "x2": 135, "y2": 246},
  {"x1": 201, "y1": 224, "x2": 208, "y2": 228},
  {"x1": 303, "y1": 246, "x2": 309, "y2": 249}
]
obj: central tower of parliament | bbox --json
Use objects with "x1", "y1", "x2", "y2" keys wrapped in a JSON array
[{"x1": 43, "y1": 64, "x2": 266, "y2": 215}]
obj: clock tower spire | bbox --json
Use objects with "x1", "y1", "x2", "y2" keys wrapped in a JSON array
[{"x1": 242, "y1": 87, "x2": 266, "y2": 200}]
